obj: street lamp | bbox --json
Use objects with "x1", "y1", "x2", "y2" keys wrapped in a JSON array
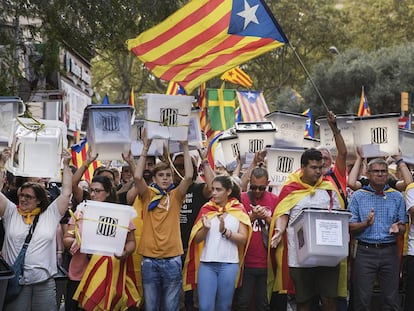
[{"x1": 328, "y1": 46, "x2": 341, "y2": 56}]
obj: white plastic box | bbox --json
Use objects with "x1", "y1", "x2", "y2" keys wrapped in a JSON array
[
  {"x1": 352, "y1": 113, "x2": 399, "y2": 158},
  {"x1": 317, "y1": 114, "x2": 356, "y2": 158},
  {"x1": 291, "y1": 207, "x2": 352, "y2": 267},
  {"x1": 399, "y1": 129, "x2": 414, "y2": 164},
  {"x1": 235, "y1": 121, "x2": 276, "y2": 161},
  {"x1": 164, "y1": 108, "x2": 205, "y2": 154},
  {"x1": 266, "y1": 147, "x2": 305, "y2": 194},
  {"x1": 142, "y1": 93, "x2": 194, "y2": 141},
  {"x1": 84, "y1": 104, "x2": 134, "y2": 160},
  {"x1": 78, "y1": 200, "x2": 137, "y2": 256},
  {"x1": 264, "y1": 111, "x2": 308, "y2": 148},
  {"x1": 6, "y1": 118, "x2": 67, "y2": 180},
  {"x1": 0, "y1": 97, "x2": 25, "y2": 143},
  {"x1": 303, "y1": 137, "x2": 320, "y2": 149},
  {"x1": 218, "y1": 134, "x2": 240, "y2": 166},
  {"x1": 131, "y1": 118, "x2": 164, "y2": 156}
]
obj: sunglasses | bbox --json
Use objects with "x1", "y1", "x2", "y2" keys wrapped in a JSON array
[{"x1": 250, "y1": 185, "x2": 266, "y2": 191}]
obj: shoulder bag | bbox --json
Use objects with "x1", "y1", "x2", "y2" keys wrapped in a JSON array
[{"x1": 5, "y1": 215, "x2": 39, "y2": 303}]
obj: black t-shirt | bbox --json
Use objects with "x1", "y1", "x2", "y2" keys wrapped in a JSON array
[{"x1": 179, "y1": 183, "x2": 210, "y2": 250}]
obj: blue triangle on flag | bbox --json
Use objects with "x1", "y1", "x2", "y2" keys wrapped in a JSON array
[
  {"x1": 71, "y1": 138, "x2": 87, "y2": 153},
  {"x1": 101, "y1": 95, "x2": 110, "y2": 105}
]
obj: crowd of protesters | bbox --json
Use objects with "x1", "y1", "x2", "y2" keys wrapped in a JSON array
[{"x1": 1, "y1": 111, "x2": 414, "y2": 311}]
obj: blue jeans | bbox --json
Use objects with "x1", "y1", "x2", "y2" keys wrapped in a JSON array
[
  {"x1": 197, "y1": 262, "x2": 239, "y2": 311},
  {"x1": 141, "y1": 256, "x2": 182, "y2": 311}
]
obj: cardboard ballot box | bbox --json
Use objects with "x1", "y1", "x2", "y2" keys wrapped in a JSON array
[
  {"x1": 291, "y1": 207, "x2": 351, "y2": 267},
  {"x1": 78, "y1": 200, "x2": 137, "y2": 256}
]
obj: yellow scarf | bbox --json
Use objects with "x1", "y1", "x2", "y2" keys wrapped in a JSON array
[{"x1": 17, "y1": 207, "x2": 41, "y2": 224}]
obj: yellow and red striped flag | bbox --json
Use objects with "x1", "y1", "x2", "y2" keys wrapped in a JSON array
[
  {"x1": 128, "y1": 88, "x2": 135, "y2": 107},
  {"x1": 357, "y1": 86, "x2": 371, "y2": 117},
  {"x1": 220, "y1": 66, "x2": 253, "y2": 88},
  {"x1": 71, "y1": 132, "x2": 101, "y2": 182},
  {"x1": 127, "y1": 0, "x2": 288, "y2": 94},
  {"x1": 166, "y1": 81, "x2": 186, "y2": 95}
]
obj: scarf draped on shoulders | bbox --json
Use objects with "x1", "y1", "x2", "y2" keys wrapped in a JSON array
[
  {"x1": 267, "y1": 170, "x2": 344, "y2": 298},
  {"x1": 182, "y1": 198, "x2": 252, "y2": 291}
]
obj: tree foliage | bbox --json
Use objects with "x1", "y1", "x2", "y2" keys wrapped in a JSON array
[{"x1": 1, "y1": 0, "x2": 414, "y2": 115}]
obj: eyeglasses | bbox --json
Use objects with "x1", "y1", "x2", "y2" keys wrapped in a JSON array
[
  {"x1": 90, "y1": 188, "x2": 106, "y2": 194},
  {"x1": 369, "y1": 169, "x2": 388, "y2": 175},
  {"x1": 18, "y1": 193, "x2": 36, "y2": 200},
  {"x1": 250, "y1": 185, "x2": 266, "y2": 191}
]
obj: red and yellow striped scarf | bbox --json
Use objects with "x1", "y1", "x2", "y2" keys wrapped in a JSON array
[
  {"x1": 182, "y1": 198, "x2": 252, "y2": 290},
  {"x1": 267, "y1": 170, "x2": 343, "y2": 298}
]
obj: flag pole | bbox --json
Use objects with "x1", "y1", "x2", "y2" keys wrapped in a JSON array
[{"x1": 288, "y1": 42, "x2": 330, "y2": 113}]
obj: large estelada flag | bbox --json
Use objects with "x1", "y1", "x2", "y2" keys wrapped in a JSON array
[
  {"x1": 127, "y1": 0, "x2": 288, "y2": 94},
  {"x1": 207, "y1": 88, "x2": 236, "y2": 130},
  {"x1": 236, "y1": 90, "x2": 269, "y2": 121}
]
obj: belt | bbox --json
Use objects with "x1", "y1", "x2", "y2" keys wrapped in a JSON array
[{"x1": 358, "y1": 240, "x2": 396, "y2": 248}]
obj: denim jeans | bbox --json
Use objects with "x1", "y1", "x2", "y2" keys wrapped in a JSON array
[
  {"x1": 4, "y1": 278, "x2": 57, "y2": 311},
  {"x1": 141, "y1": 256, "x2": 182, "y2": 311},
  {"x1": 197, "y1": 261, "x2": 239, "y2": 311}
]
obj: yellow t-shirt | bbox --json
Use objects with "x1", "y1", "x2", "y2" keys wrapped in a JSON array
[{"x1": 138, "y1": 187, "x2": 184, "y2": 258}]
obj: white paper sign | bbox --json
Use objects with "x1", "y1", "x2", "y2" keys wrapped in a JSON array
[{"x1": 315, "y1": 219, "x2": 342, "y2": 246}]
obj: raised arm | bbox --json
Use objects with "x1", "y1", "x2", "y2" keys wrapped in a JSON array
[
  {"x1": 240, "y1": 150, "x2": 266, "y2": 192},
  {"x1": 56, "y1": 150, "x2": 73, "y2": 216},
  {"x1": 327, "y1": 111, "x2": 347, "y2": 174},
  {"x1": 176, "y1": 140, "x2": 194, "y2": 197},
  {"x1": 122, "y1": 151, "x2": 139, "y2": 205},
  {"x1": 198, "y1": 148, "x2": 214, "y2": 198},
  {"x1": 0, "y1": 148, "x2": 11, "y2": 216},
  {"x1": 393, "y1": 152, "x2": 413, "y2": 191},
  {"x1": 347, "y1": 147, "x2": 363, "y2": 191},
  {"x1": 72, "y1": 148, "x2": 98, "y2": 204},
  {"x1": 133, "y1": 129, "x2": 152, "y2": 197}
]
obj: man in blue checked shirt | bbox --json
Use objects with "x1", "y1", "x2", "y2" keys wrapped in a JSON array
[{"x1": 349, "y1": 158, "x2": 407, "y2": 310}]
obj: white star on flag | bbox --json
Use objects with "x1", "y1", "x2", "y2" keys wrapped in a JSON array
[
  {"x1": 246, "y1": 91, "x2": 256, "y2": 99},
  {"x1": 237, "y1": 0, "x2": 259, "y2": 30}
]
